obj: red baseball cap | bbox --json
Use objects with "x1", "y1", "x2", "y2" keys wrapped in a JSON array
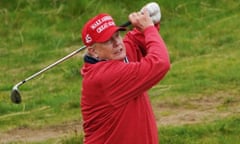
[{"x1": 81, "y1": 13, "x2": 125, "y2": 46}]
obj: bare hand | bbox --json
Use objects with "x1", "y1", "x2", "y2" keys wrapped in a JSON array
[{"x1": 128, "y1": 8, "x2": 154, "y2": 32}]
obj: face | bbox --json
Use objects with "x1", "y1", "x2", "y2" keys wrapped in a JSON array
[{"x1": 89, "y1": 31, "x2": 126, "y2": 61}]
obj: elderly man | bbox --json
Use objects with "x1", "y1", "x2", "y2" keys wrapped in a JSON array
[{"x1": 80, "y1": 7, "x2": 170, "y2": 144}]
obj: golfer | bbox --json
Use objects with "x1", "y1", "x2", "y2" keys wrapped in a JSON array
[{"x1": 80, "y1": 8, "x2": 170, "y2": 144}]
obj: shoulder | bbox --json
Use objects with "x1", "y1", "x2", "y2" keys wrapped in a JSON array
[{"x1": 94, "y1": 61, "x2": 132, "y2": 82}]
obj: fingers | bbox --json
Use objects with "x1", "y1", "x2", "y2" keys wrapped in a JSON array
[
  {"x1": 128, "y1": 12, "x2": 139, "y2": 26},
  {"x1": 128, "y1": 9, "x2": 153, "y2": 31},
  {"x1": 128, "y1": 8, "x2": 149, "y2": 21},
  {"x1": 141, "y1": 8, "x2": 149, "y2": 17},
  {"x1": 129, "y1": 12, "x2": 142, "y2": 20}
]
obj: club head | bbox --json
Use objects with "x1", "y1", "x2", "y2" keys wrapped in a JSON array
[{"x1": 11, "y1": 87, "x2": 22, "y2": 104}]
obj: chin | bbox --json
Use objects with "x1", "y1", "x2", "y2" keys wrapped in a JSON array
[{"x1": 116, "y1": 54, "x2": 126, "y2": 61}]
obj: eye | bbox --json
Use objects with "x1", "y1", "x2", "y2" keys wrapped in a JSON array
[
  {"x1": 103, "y1": 31, "x2": 120, "y2": 45},
  {"x1": 104, "y1": 38, "x2": 114, "y2": 45},
  {"x1": 115, "y1": 31, "x2": 120, "y2": 38}
]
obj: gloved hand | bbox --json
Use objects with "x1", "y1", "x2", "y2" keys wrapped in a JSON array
[{"x1": 140, "y1": 2, "x2": 161, "y2": 24}]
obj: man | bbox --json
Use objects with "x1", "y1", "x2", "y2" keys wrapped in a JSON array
[{"x1": 80, "y1": 8, "x2": 170, "y2": 144}]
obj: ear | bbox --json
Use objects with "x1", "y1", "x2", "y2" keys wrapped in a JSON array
[{"x1": 87, "y1": 46, "x2": 98, "y2": 58}]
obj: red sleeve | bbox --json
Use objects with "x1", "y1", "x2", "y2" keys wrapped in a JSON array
[
  {"x1": 99, "y1": 25, "x2": 170, "y2": 108},
  {"x1": 123, "y1": 24, "x2": 160, "y2": 58}
]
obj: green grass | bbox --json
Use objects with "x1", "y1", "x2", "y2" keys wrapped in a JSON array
[
  {"x1": 45, "y1": 116, "x2": 240, "y2": 144},
  {"x1": 1, "y1": 0, "x2": 240, "y2": 143},
  {"x1": 160, "y1": 116, "x2": 240, "y2": 144}
]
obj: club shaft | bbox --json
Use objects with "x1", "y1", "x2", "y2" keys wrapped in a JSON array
[
  {"x1": 120, "y1": 21, "x2": 131, "y2": 27},
  {"x1": 15, "y1": 46, "x2": 86, "y2": 88},
  {"x1": 13, "y1": 21, "x2": 130, "y2": 89}
]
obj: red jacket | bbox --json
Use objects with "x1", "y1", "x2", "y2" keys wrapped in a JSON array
[{"x1": 81, "y1": 25, "x2": 170, "y2": 144}]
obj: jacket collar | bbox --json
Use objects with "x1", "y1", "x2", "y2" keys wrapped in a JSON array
[{"x1": 84, "y1": 54, "x2": 102, "y2": 64}]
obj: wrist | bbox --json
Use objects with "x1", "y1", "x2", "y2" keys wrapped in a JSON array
[{"x1": 143, "y1": 25, "x2": 155, "y2": 34}]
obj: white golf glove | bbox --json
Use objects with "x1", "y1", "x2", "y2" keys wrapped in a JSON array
[{"x1": 141, "y1": 2, "x2": 161, "y2": 24}]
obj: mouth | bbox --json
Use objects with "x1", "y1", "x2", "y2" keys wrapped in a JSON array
[{"x1": 113, "y1": 48, "x2": 123, "y2": 55}]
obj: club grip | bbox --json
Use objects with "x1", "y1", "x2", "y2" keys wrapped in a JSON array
[{"x1": 120, "y1": 21, "x2": 131, "y2": 27}]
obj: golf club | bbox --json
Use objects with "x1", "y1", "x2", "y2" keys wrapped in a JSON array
[
  {"x1": 10, "y1": 2, "x2": 161, "y2": 104},
  {"x1": 10, "y1": 22, "x2": 132, "y2": 104},
  {"x1": 10, "y1": 45, "x2": 86, "y2": 104}
]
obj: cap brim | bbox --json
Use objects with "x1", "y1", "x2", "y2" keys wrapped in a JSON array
[{"x1": 96, "y1": 26, "x2": 126, "y2": 43}]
